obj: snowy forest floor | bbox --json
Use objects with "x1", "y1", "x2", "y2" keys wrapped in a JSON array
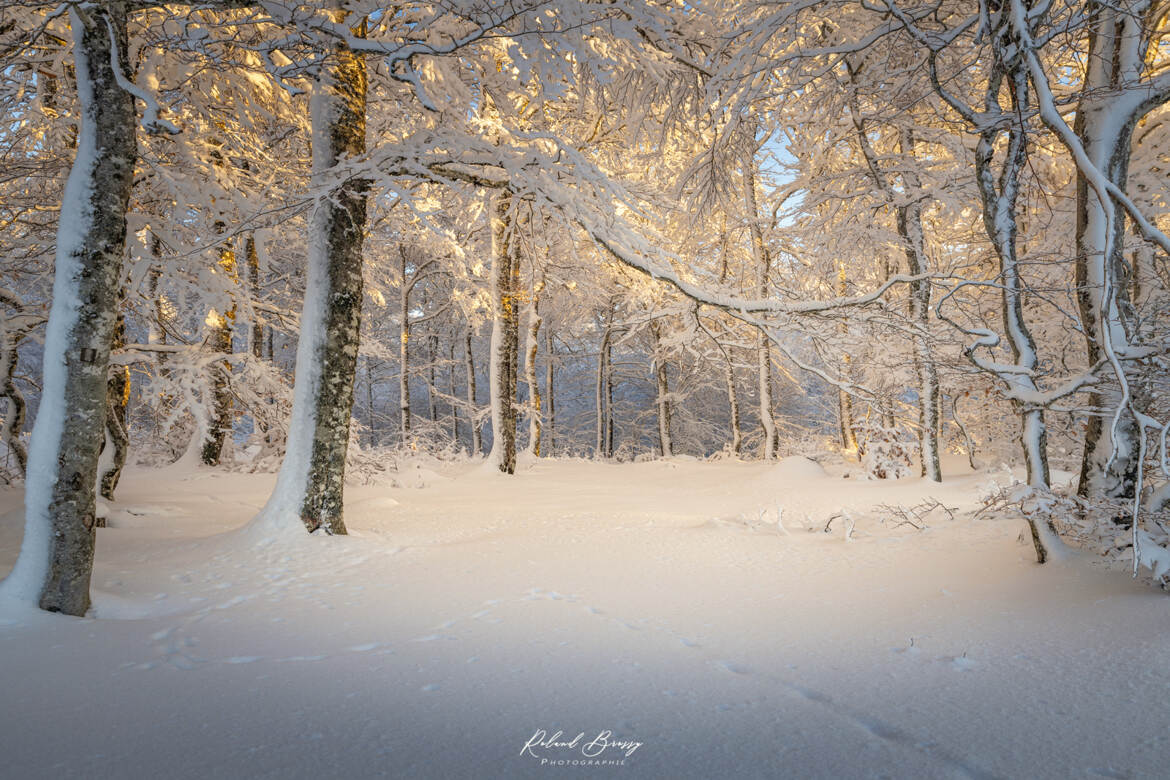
[{"x1": 0, "y1": 455, "x2": 1168, "y2": 779}]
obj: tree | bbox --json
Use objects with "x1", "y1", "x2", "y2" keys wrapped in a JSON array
[{"x1": 2, "y1": 2, "x2": 137, "y2": 614}]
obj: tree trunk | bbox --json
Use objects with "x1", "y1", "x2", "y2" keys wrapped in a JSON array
[
  {"x1": 3, "y1": 2, "x2": 136, "y2": 615},
  {"x1": 427, "y1": 331, "x2": 438, "y2": 425},
  {"x1": 464, "y1": 326, "x2": 480, "y2": 455},
  {"x1": 488, "y1": 191, "x2": 519, "y2": 473},
  {"x1": 1073, "y1": 1, "x2": 1151, "y2": 501},
  {"x1": 595, "y1": 324, "x2": 609, "y2": 458},
  {"x1": 523, "y1": 275, "x2": 544, "y2": 457},
  {"x1": 264, "y1": 6, "x2": 367, "y2": 535},
  {"x1": 99, "y1": 309, "x2": 129, "y2": 501},
  {"x1": 896, "y1": 132, "x2": 942, "y2": 483},
  {"x1": 744, "y1": 162, "x2": 778, "y2": 459},
  {"x1": 650, "y1": 319, "x2": 673, "y2": 457},
  {"x1": 0, "y1": 290, "x2": 32, "y2": 475},
  {"x1": 398, "y1": 247, "x2": 412, "y2": 443},
  {"x1": 246, "y1": 233, "x2": 264, "y2": 359},
  {"x1": 200, "y1": 238, "x2": 234, "y2": 466},
  {"x1": 448, "y1": 339, "x2": 458, "y2": 444},
  {"x1": 545, "y1": 328, "x2": 555, "y2": 457}
]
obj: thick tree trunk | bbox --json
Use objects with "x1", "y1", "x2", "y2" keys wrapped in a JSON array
[
  {"x1": 264, "y1": 7, "x2": 367, "y2": 535},
  {"x1": 464, "y1": 326, "x2": 481, "y2": 455},
  {"x1": 744, "y1": 163, "x2": 778, "y2": 459},
  {"x1": 3, "y1": 2, "x2": 136, "y2": 615},
  {"x1": 650, "y1": 320, "x2": 673, "y2": 457},
  {"x1": 488, "y1": 191, "x2": 519, "y2": 473},
  {"x1": 1074, "y1": 1, "x2": 1150, "y2": 501}
]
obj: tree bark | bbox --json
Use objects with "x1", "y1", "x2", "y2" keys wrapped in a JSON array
[
  {"x1": 744, "y1": 161, "x2": 778, "y2": 459},
  {"x1": 266, "y1": 5, "x2": 367, "y2": 535},
  {"x1": 488, "y1": 191, "x2": 519, "y2": 473},
  {"x1": 99, "y1": 309, "x2": 129, "y2": 501},
  {"x1": 0, "y1": 290, "x2": 33, "y2": 475},
  {"x1": 398, "y1": 247, "x2": 412, "y2": 443},
  {"x1": 545, "y1": 327, "x2": 555, "y2": 456},
  {"x1": 523, "y1": 275, "x2": 544, "y2": 457},
  {"x1": 4, "y1": 2, "x2": 136, "y2": 615},
  {"x1": 200, "y1": 240, "x2": 234, "y2": 466},
  {"x1": 650, "y1": 319, "x2": 673, "y2": 457},
  {"x1": 464, "y1": 326, "x2": 481, "y2": 455},
  {"x1": 1073, "y1": 0, "x2": 1152, "y2": 501}
]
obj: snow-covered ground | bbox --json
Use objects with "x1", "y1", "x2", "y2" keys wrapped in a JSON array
[{"x1": 0, "y1": 456, "x2": 1167, "y2": 779}]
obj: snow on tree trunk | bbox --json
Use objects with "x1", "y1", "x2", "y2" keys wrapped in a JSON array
[
  {"x1": 522, "y1": 275, "x2": 544, "y2": 458},
  {"x1": 464, "y1": 326, "x2": 480, "y2": 455},
  {"x1": 200, "y1": 243, "x2": 233, "y2": 467},
  {"x1": 1073, "y1": 1, "x2": 1151, "y2": 502},
  {"x1": 650, "y1": 319, "x2": 673, "y2": 457},
  {"x1": 725, "y1": 359, "x2": 742, "y2": 456},
  {"x1": 595, "y1": 325, "x2": 608, "y2": 457},
  {"x1": 246, "y1": 234, "x2": 264, "y2": 360},
  {"x1": 398, "y1": 247, "x2": 412, "y2": 443},
  {"x1": 545, "y1": 327, "x2": 555, "y2": 456},
  {"x1": 487, "y1": 191, "x2": 519, "y2": 473},
  {"x1": 1, "y1": 3, "x2": 136, "y2": 614},
  {"x1": 716, "y1": 222, "x2": 743, "y2": 457},
  {"x1": 744, "y1": 163, "x2": 778, "y2": 459},
  {"x1": 427, "y1": 331, "x2": 438, "y2": 425},
  {"x1": 258, "y1": 7, "x2": 367, "y2": 535}
]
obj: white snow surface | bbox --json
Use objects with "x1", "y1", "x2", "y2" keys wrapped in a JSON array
[{"x1": 1, "y1": 455, "x2": 1168, "y2": 779}]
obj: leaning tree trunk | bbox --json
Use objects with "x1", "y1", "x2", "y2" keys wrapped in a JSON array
[
  {"x1": 744, "y1": 162, "x2": 778, "y2": 459},
  {"x1": 99, "y1": 308, "x2": 130, "y2": 501},
  {"x1": 263, "y1": 7, "x2": 367, "y2": 535},
  {"x1": 650, "y1": 319, "x2": 673, "y2": 457},
  {"x1": 2, "y1": 2, "x2": 136, "y2": 615},
  {"x1": 487, "y1": 191, "x2": 519, "y2": 473}
]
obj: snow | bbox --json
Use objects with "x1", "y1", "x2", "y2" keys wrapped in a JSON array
[{"x1": 1, "y1": 456, "x2": 1168, "y2": 778}]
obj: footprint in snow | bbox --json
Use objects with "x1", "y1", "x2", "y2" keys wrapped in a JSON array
[
  {"x1": 714, "y1": 660, "x2": 752, "y2": 675},
  {"x1": 347, "y1": 643, "x2": 382, "y2": 653}
]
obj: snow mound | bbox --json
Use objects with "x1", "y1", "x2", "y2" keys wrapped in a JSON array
[{"x1": 770, "y1": 456, "x2": 828, "y2": 481}]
